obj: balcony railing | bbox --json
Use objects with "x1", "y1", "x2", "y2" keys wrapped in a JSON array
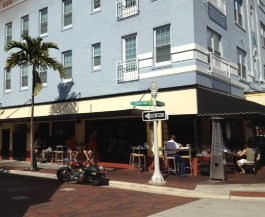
[
  {"x1": 117, "y1": 59, "x2": 139, "y2": 83},
  {"x1": 208, "y1": 52, "x2": 230, "y2": 80},
  {"x1": 117, "y1": 0, "x2": 139, "y2": 20}
]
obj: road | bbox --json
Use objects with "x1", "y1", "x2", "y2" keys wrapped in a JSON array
[{"x1": 0, "y1": 173, "x2": 196, "y2": 217}]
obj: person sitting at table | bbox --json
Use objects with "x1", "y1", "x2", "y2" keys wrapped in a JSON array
[
  {"x1": 83, "y1": 135, "x2": 98, "y2": 165},
  {"x1": 165, "y1": 135, "x2": 187, "y2": 177},
  {"x1": 236, "y1": 144, "x2": 255, "y2": 174},
  {"x1": 34, "y1": 136, "x2": 47, "y2": 162},
  {"x1": 65, "y1": 135, "x2": 78, "y2": 161}
]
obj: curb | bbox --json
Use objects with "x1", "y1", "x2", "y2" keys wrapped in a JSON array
[{"x1": 108, "y1": 180, "x2": 229, "y2": 199}]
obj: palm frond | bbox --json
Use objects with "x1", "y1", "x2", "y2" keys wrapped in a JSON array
[{"x1": 5, "y1": 34, "x2": 65, "y2": 95}]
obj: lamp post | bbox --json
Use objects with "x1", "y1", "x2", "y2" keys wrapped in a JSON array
[{"x1": 149, "y1": 80, "x2": 165, "y2": 185}]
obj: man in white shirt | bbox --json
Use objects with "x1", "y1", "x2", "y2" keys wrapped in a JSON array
[{"x1": 165, "y1": 135, "x2": 187, "y2": 177}]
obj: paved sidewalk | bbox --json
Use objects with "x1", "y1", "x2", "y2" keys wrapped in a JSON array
[{"x1": 1, "y1": 160, "x2": 265, "y2": 201}]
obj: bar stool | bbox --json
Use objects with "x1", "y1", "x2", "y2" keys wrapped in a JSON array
[
  {"x1": 164, "y1": 149, "x2": 179, "y2": 176},
  {"x1": 180, "y1": 146, "x2": 193, "y2": 175},
  {"x1": 129, "y1": 146, "x2": 146, "y2": 172},
  {"x1": 54, "y1": 145, "x2": 65, "y2": 164}
]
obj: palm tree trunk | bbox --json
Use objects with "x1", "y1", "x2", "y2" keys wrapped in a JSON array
[{"x1": 30, "y1": 67, "x2": 38, "y2": 171}]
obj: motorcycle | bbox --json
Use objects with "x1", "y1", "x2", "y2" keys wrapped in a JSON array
[{"x1": 57, "y1": 161, "x2": 107, "y2": 186}]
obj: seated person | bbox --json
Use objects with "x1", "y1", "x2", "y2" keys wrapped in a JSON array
[
  {"x1": 83, "y1": 136, "x2": 98, "y2": 165},
  {"x1": 65, "y1": 135, "x2": 78, "y2": 161},
  {"x1": 236, "y1": 144, "x2": 255, "y2": 174},
  {"x1": 40, "y1": 136, "x2": 55, "y2": 162},
  {"x1": 34, "y1": 136, "x2": 47, "y2": 161},
  {"x1": 165, "y1": 135, "x2": 187, "y2": 177}
]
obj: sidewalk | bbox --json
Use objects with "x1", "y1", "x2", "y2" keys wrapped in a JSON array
[{"x1": 1, "y1": 160, "x2": 265, "y2": 201}]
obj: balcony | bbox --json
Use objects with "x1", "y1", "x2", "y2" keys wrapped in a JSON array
[
  {"x1": 117, "y1": 0, "x2": 139, "y2": 20},
  {"x1": 208, "y1": 52, "x2": 230, "y2": 81},
  {"x1": 117, "y1": 59, "x2": 139, "y2": 83}
]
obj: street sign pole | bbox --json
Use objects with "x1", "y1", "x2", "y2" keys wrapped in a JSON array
[{"x1": 149, "y1": 81, "x2": 165, "y2": 185}]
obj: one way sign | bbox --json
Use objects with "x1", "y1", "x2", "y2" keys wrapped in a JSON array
[{"x1": 142, "y1": 110, "x2": 167, "y2": 121}]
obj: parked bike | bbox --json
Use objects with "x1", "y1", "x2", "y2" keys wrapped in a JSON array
[{"x1": 57, "y1": 161, "x2": 107, "y2": 186}]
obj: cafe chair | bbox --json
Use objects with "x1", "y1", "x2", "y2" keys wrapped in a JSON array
[
  {"x1": 54, "y1": 145, "x2": 65, "y2": 164},
  {"x1": 225, "y1": 152, "x2": 236, "y2": 173},
  {"x1": 180, "y1": 146, "x2": 193, "y2": 175},
  {"x1": 164, "y1": 149, "x2": 179, "y2": 176},
  {"x1": 243, "y1": 162, "x2": 257, "y2": 174},
  {"x1": 129, "y1": 146, "x2": 146, "y2": 172},
  {"x1": 243, "y1": 153, "x2": 258, "y2": 175}
]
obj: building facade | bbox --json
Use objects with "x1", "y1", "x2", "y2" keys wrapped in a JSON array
[{"x1": 1, "y1": 0, "x2": 265, "y2": 166}]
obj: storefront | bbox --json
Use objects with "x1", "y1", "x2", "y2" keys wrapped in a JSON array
[{"x1": 1, "y1": 86, "x2": 265, "y2": 167}]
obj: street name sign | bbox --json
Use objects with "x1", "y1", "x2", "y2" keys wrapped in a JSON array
[
  {"x1": 142, "y1": 110, "x2": 167, "y2": 121},
  {"x1": 131, "y1": 100, "x2": 165, "y2": 107}
]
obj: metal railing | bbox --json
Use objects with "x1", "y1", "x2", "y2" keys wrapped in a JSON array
[
  {"x1": 208, "y1": 52, "x2": 230, "y2": 79},
  {"x1": 117, "y1": 58, "x2": 139, "y2": 83},
  {"x1": 117, "y1": 0, "x2": 139, "y2": 20}
]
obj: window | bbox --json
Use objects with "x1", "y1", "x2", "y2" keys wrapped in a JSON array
[
  {"x1": 123, "y1": 34, "x2": 136, "y2": 71},
  {"x1": 237, "y1": 47, "x2": 246, "y2": 79},
  {"x1": 21, "y1": 65, "x2": 28, "y2": 89},
  {"x1": 234, "y1": 0, "x2": 243, "y2": 27},
  {"x1": 63, "y1": 51, "x2": 72, "y2": 80},
  {"x1": 208, "y1": 0, "x2": 226, "y2": 15},
  {"x1": 40, "y1": 7, "x2": 48, "y2": 36},
  {"x1": 5, "y1": 22, "x2": 12, "y2": 45},
  {"x1": 92, "y1": 0, "x2": 100, "y2": 12},
  {"x1": 207, "y1": 28, "x2": 221, "y2": 56},
  {"x1": 92, "y1": 43, "x2": 101, "y2": 70},
  {"x1": 39, "y1": 66, "x2": 47, "y2": 85},
  {"x1": 4, "y1": 68, "x2": 11, "y2": 92},
  {"x1": 261, "y1": 22, "x2": 265, "y2": 47},
  {"x1": 154, "y1": 25, "x2": 171, "y2": 64},
  {"x1": 21, "y1": 15, "x2": 29, "y2": 36},
  {"x1": 63, "y1": 0, "x2": 72, "y2": 28}
]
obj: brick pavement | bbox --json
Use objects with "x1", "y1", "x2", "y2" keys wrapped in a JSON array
[
  {"x1": 0, "y1": 173, "x2": 197, "y2": 217},
  {"x1": 1, "y1": 160, "x2": 265, "y2": 199}
]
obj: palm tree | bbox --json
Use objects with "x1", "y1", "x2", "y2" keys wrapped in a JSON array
[{"x1": 5, "y1": 34, "x2": 64, "y2": 170}]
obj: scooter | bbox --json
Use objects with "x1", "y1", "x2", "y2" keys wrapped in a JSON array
[{"x1": 56, "y1": 161, "x2": 107, "y2": 186}]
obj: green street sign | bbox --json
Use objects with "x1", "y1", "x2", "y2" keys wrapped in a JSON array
[
  {"x1": 131, "y1": 100, "x2": 152, "y2": 106},
  {"x1": 130, "y1": 100, "x2": 165, "y2": 107}
]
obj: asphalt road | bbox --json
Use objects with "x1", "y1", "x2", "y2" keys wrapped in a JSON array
[{"x1": 0, "y1": 173, "x2": 196, "y2": 217}]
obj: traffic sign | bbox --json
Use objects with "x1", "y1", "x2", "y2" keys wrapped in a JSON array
[
  {"x1": 142, "y1": 110, "x2": 167, "y2": 121},
  {"x1": 131, "y1": 100, "x2": 165, "y2": 107},
  {"x1": 131, "y1": 100, "x2": 152, "y2": 106}
]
